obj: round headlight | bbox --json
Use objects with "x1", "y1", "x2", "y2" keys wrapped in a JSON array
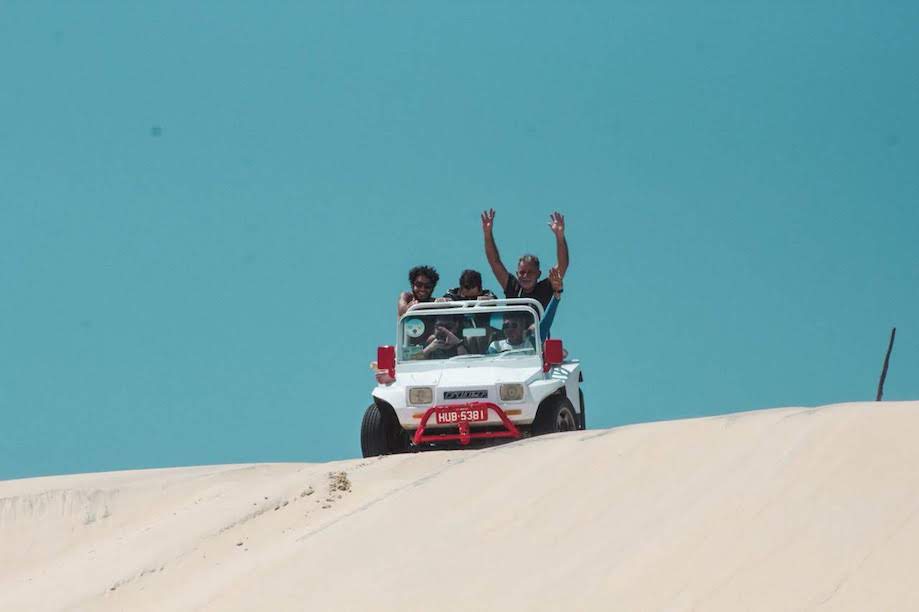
[
  {"x1": 408, "y1": 387, "x2": 433, "y2": 405},
  {"x1": 499, "y1": 384, "x2": 525, "y2": 402}
]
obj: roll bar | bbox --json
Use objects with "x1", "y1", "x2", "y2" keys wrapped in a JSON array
[{"x1": 405, "y1": 298, "x2": 545, "y2": 319}]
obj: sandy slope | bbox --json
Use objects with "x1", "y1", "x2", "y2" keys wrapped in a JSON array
[{"x1": 3, "y1": 401, "x2": 919, "y2": 611}]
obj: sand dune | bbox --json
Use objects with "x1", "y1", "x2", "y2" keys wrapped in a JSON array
[{"x1": 3, "y1": 401, "x2": 919, "y2": 611}]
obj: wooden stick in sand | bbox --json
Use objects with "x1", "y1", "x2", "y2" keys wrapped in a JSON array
[{"x1": 876, "y1": 327, "x2": 897, "y2": 401}]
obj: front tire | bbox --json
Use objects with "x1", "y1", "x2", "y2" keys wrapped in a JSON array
[
  {"x1": 360, "y1": 402, "x2": 409, "y2": 457},
  {"x1": 578, "y1": 388, "x2": 587, "y2": 430},
  {"x1": 532, "y1": 395, "x2": 579, "y2": 436}
]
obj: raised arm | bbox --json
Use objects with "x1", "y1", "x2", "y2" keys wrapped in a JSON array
[
  {"x1": 481, "y1": 209, "x2": 510, "y2": 291},
  {"x1": 539, "y1": 266, "x2": 564, "y2": 339},
  {"x1": 548, "y1": 211, "x2": 569, "y2": 277}
]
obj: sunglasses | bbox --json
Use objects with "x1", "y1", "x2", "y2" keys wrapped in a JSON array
[{"x1": 503, "y1": 321, "x2": 523, "y2": 330}]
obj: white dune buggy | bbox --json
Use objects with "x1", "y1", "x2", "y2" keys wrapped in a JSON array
[{"x1": 361, "y1": 298, "x2": 584, "y2": 457}]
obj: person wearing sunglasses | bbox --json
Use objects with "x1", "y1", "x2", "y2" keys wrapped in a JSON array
[
  {"x1": 422, "y1": 316, "x2": 468, "y2": 359},
  {"x1": 487, "y1": 313, "x2": 537, "y2": 354},
  {"x1": 397, "y1": 265, "x2": 440, "y2": 318},
  {"x1": 442, "y1": 269, "x2": 497, "y2": 302}
]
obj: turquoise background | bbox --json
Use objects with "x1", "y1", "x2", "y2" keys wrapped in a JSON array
[{"x1": 2, "y1": 2, "x2": 917, "y2": 480}]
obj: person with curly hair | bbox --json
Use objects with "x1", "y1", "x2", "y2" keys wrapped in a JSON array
[{"x1": 397, "y1": 265, "x2": 440, "y2": 318}]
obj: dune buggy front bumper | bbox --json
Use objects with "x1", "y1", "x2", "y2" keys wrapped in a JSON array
[{"x1": 412, "y1": 401, "x2": 521, "y2": 446}]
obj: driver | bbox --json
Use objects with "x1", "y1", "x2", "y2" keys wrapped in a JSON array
[
  {"x1": 487, "y1": 313, "x2": 536, "y2": 354},
  {"x1": 422, "y1": 315, "x2": 467, "y2": 359}
]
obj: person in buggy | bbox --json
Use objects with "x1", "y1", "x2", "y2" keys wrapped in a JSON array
[
  {"x1": 397, "y1": 265, "x2": 440, "y2": 318},
  {"x1": 442, "y1": 269, "x2": 496, "y2": 302},
  {"x1": 487, "y1": 311, "x2": 538, "y2": 354},
  {"x1": 420, "y1": 315, "x2": 468, "y2": 360}
]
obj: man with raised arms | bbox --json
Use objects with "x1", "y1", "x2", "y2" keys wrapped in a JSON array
[{"x1": 480, "y1": 208, "x2": 569, "y2": 312}]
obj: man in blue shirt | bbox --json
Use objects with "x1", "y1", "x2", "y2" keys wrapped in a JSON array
[{"x1": 540, "y1": 267, "x2": 564, "y2": 339}]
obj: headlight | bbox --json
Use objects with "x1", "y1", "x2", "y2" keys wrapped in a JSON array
[
  {"x1": 408, "y1": 387, "x2": 433, "y2": 405},
  {"x1": 499, "y1": 384, "x2": 525, "y2": 402}
]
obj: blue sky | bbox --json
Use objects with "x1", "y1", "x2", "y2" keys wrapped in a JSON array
[{"x1": 2, "y1": 2, "x2": 917, "y2": 480}]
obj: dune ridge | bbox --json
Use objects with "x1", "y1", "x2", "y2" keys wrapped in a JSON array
[{"x1": 3, "y1": 401, "x2": 919, "y2": 611}]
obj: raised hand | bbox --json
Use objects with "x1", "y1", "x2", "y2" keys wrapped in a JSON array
[
  {"x1": 481, "y1": 208, "x2": 496, "y2": 233},
  {"x1": 549, "y1": 266, "x2": 564, "y2": 293},
  {"x1": 548, "y1": 211, "x2": 565, "y2": 237},
  {"x1": 442, "y1": 327, "x2": 461, "y2": 345}
]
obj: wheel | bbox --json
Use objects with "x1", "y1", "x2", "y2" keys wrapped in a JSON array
[
  {"x1": 532, "y1": 395, "x2": 579, "y2": 436},
  {"x1": 360, "y1": 402, "x2": 409, "y2": 457},
  {"x1": 578, "y1": 388, "x2": 587, "y2": 430}
]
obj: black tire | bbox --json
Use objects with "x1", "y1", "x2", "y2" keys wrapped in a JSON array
[
  {"x1": 578, "y1": 388, "x2": 587, "y2": 430},
  {"x1": 532, "y1": 395, "x2": 579, "y2": 436},
  {"x1": 360, "y1": 402, "x2": 409, "y2": 458}
]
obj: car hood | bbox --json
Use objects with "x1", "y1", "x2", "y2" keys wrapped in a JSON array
[{"x1": 394, "y1": 362, "x2": 541, "y2": 388}]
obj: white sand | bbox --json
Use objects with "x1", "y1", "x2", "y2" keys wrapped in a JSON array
[{"x1": 3, "y1": 401, "x2": 919, "y2": 611}]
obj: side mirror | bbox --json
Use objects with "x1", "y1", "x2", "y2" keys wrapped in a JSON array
[
  {"x1": 377, "y1": 345, "x2": 396, "y2": 379},
  {"x1": 543, "y1": 338, "x2": 564, "y2": 372}
]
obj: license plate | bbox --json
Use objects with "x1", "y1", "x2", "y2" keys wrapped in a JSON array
[{"x1": 436, "y1": 406, "x2": 489, "y2": 425}]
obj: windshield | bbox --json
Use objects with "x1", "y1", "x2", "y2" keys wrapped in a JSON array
[{"x1": 399, "y1": 309, "x2": 539, "y2": 361}]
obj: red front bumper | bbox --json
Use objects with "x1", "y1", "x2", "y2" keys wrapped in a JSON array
[{"x1": 412, "y1": 401, "x2": 522, "y2": 446}]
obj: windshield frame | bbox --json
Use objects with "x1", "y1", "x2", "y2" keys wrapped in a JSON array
[{"x1": 396, "y1": 299, "x2": 545, "y2": 364}]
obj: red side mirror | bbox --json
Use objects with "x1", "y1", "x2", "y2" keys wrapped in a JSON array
[
  {"x1": 377, "y1": 345, "x2": 396, "y2": 379},
  {"x1": 543, "y1": 338, "x2": 564, "y2": 372}
]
